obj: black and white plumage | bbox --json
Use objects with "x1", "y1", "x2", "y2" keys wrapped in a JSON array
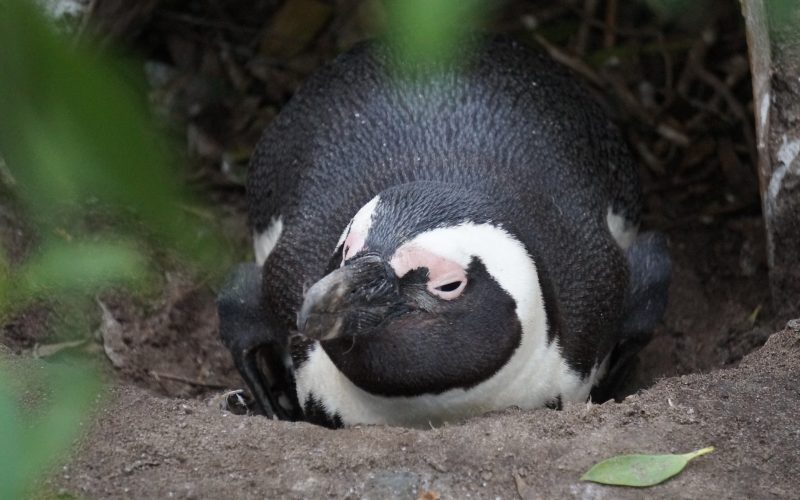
[{"x1": 217, "y1": 36, "x2": 670, "y2": 428}]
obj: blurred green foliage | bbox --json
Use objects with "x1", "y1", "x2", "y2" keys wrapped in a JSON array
[
  {"x1": 0, "y1": 0, "x2": 225, "y2": 496},
  {"x1": 643, "y1": 0, "x2": 797, "y2": 34},
  {"x1": 0, "y1": 0, "x2": 223, "y2": 266},
  {"x1": 641, "y1": 0, "x2": 707, "y2": 23},
  {"x1": 385, "y1": 0, "x2": 485, "y2": 73},
  {"x1": 0, "y1": 362, "x2": 101, "y2": 500},
  {"x1": 767, "y1": 0, "x2": 799, "y2": 37},
  {"x1": 0, "y1": 0, "x2": 489, "y2": 494}
]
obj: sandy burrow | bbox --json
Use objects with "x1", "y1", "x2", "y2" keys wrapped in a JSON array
[{"x1": 25, "y1": 320, "x2": 799, "y2": 499}]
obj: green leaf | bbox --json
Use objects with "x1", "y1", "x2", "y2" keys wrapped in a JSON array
[
  {"x1": 385, "y1": 0, "x2": 485, "y2": 73},
  {"x1": 0, "y1": 0, "x2": 227, "y2": 270},
  {"x1": 20, "y1": 239, "x2": 147, "y2": 296},
  {"x1": 0, "y1": 360, "x2": 102, "y2": 499},
  {"x1": 581, "y1": 447, "x2": 714, "y2": 487},
  {"x1": 0, "y1": 385, "x2": 24, "y2": 500},
  {"x1": 0, "y1": 251, "x2": 10, "y2": 318}
]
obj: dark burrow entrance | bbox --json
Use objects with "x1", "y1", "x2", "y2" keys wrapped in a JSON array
[{"x1": 0, "y1": 0, "x2": 789, "y2": 415}]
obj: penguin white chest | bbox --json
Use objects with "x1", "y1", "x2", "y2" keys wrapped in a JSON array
[{"x1": 294, "y1": 337, "x2": 606, "y2": 428}]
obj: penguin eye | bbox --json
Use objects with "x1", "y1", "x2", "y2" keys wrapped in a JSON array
[
  {"x1": 436, "y1": 281, "x2": 462, "y2": 292},
  {"x1": 428, "y1": 276, "x2": 467, "y2": 300},
  {"x1": 390, "y1": 245, "x2": 467, "y2": 300}
]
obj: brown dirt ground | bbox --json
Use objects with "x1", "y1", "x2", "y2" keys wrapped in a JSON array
[{"x1": 5, "y1": 319, "x2": 796, "y2": 499}]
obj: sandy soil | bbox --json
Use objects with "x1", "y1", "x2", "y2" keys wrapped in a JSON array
[{"x1": 14, "y1": 319, "x2": 793, "y2": 499}]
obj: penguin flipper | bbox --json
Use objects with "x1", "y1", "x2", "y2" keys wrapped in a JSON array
[
  {"x1": 217, "y1": 263, "x2": 301, "y2": 420},
  {"x1": 620, "y1": 231, "x2": 672, "y2": 339},
  {"x1": 592, "y1": 231, "x2": 671, "y2": 401}
]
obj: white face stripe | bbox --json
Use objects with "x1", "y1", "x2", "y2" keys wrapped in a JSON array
[
  {"x1": 295, "y1": 222, "x2": 598, "y2": 427},
  {"x1": 253, "y1": 216, "x2": 283, "y2": 266},
  {"x1": 336, "y1": 195, "x2": 381, "y2": 250},
  {"x1": 396, "y1": 223, "x2": 542, "y2": 331},
  {"x1": 351, "y1": 195, "x2": 380, "y2": 236},
  {"x1": 335, "y1": 220, "x2": 353, "y2": 251},
  {"x1": 606, "y1": 208, "x2": 637, "y2": 250}
]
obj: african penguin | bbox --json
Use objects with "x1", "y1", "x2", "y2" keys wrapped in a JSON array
[{"x1": 217, "y1": 35, "x2": 671, "y2": 429}]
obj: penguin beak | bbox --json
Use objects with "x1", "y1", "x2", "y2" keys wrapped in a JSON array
[{"x1": 297, "y1": 254, "x2": 399, "y2": 341}]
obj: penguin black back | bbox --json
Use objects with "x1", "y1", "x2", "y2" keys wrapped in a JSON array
[{"x1": 249, "y1": 36, "x2": 640, "y2": 356}]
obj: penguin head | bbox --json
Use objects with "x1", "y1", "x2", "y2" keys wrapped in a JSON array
[{"x1": 296, "y1": 181, "x2": 547, "y2": 397}]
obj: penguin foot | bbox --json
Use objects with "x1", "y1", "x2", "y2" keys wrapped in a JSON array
[
  {"x1": 590, "y1": 335, "x2": 649, "y2": 402},
  {"x1": 217, "y1": 263, "x2": 301, "y2": 420}
]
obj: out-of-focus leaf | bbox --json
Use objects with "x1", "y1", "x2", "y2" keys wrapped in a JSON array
[
  {"x1": 260, "y1": 0, "x2": 333, "y2": 58},
  {"x1": 0, "y1": 0, "x2": 172, "y2": 219},
  {"x1": 640, "y1": 0, "x2": 713, "y2": 27},
  {"x1": 0, "y1": 385, "x2": 24, "y2": 500},
  {"x1": 0, "y1": 360, "x2": 102, "y2": 499},
  {"x1": 767, "y1": 0, "x2": 800, "y2": 36},
  {"x1": 0, "y1": 252, "x2": 10, "y2": 317},
  {"x1": 0, "y1": 156, "x2": 14, "y2": 186},
  {"x1": 385, "y1": 0, "x2": 485, "y2": 73},
  {"x1": 0, "y1": 1, "x2": 229, "y2": 497},
  {"x1": 20, "y1": 239, "x2": 147, "y2": 297},
  {"x1": 0, "y1": 0, "x2": 225, "y2": 269},
  {"x1": 581, "y1": 447, "x2": 714, "y2": 487}
]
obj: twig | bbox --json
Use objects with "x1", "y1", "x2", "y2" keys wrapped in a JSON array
[
  {"x1": 533, "y1": 34, "x2": 604, "y2": 87},
  {"x1": 656, "y1": 32, "x2": 675, "y2": 107},
  {"x1": 603, "y1": 0, "x2": 618, "y2": 48},
  {"x1": 644, "y1": 161, "x2": 720, "y2": 194},
  {"x1": 692, "y1": 66, "x2": 758, "y2": 169},
  {"x1": 155, "y1": 11, "x2": 258, "y2": 33},
  {"x1": 149, "y1": 370, "x2": 227, "y2": 390},
  {"x1": 575, "y1": 0, "x2": 599, "y2": 56},
  {"x1": 75, "y1": 0, "x2": 99, "y2": 41},
  {"x1": 656, "y1": 123, "x2": 690, "y2": 147},
  {"x1": 675, "y1": 27, "x2": 716, "y2": 96},
  {"x1": 530, "y1": 37, "x2": 692, "y2": 161},
  {"x1": 634, "y1": 139, "x2": 666, "y2": 175},
  {"x1": 577, "y1": 17, "x2": 660, "y2": 39},
  {"x1": 646, "y1": 200, "x2": 757, "y2": 230},
  {"x1": 706, "y1": 56, "x2": 750, "y2": 111},
  {"x1": 693, "y1": 68, "x2": 747, "y2": 122}
]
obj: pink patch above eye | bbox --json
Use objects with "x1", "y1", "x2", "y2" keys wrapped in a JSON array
[
  {"x1": 390, "y1": 246, "x2": 467, "y2": 300},
  {"x1": 342, "y1": 230, "x2": 366, "y2": 264}
]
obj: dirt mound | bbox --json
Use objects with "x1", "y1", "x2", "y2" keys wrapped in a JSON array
[{"x1": 36, "y1": 321, "x2": 799, "y2": 498}]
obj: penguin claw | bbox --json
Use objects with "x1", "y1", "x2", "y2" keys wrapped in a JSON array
[
  {"x1": 234, "y1": 348, "x2": 281, "y2": 419},
  {"x1": 217, "y1": 263, "x2": 301, "y2": 421},
  {"x1": 590, "y1": 335, "x2": 649, "y2": 402}
]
